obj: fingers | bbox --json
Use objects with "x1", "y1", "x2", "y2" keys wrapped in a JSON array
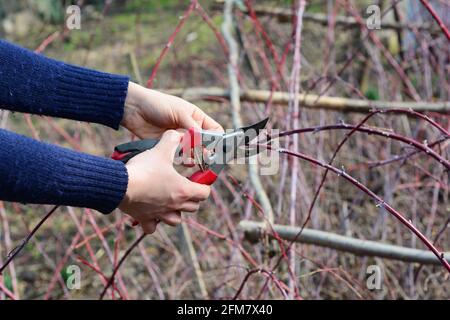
[
  {"x1": 183, "y1": 179, "x2": 211, "y2": 201},
  {"x1": 179, "y1": 114, "x2": 201, "y2": 130},
  {"x1": 179, "y1": 201, "x2": 200, "y2": 213},
  {"x1": 155, "y1": 130, "x2": 182, "y2": 160},
  {"x1": 192, "y1": 110, "x2": 224, "y2": 132},
  {"x1": 178, "y1": 105, "x2": 223, "y2": 133},
  {"x1": 157, "y1": 211, "x2": 182, "y2": 226},
  {"x1": 200, "y1": 113, "x2": 224, "y2": 133},
  {"x1": 137, "y1": 203, "x2": 200, "y2": 232},
  {"x1": 142, "y1": 219, "x2": 159, "y2": 234}
]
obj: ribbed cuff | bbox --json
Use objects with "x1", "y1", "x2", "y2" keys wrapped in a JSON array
[
  {"x1": 0, "y1": 129, "x2": 129, "y2": 214},
  {"x1": 52, "y1": 63, "x2": 129, "y2": 129},
  {"x1": 53, "y1": 149, "x2": 129, "y2": 214}
]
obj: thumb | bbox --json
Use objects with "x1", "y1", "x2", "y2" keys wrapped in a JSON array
[{"x1": 154, "y1": 130, "x2": 182, "y2": 160}]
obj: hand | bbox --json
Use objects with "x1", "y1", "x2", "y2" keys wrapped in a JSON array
[
  {"x1": 118, "y1": 130, "x2": 211, "y2": 234},
  {"x1": 121, "y1": 82, "x2": 223, "y2": 139}
]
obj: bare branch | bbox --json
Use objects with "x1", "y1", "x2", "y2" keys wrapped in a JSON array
[
  {"x1": 164, "y1": 87, "x2": 450, "y2": 114},
  {"x1": 239, "y1": 220, "x2": 450, "y2": 265}
]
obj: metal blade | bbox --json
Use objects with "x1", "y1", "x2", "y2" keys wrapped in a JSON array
[
  {"x1": 238, "y1": 117, "x2": 269, "y2": 152},
  {"x1": 239, "y1": 117, "x2": 269, "y2": 140},
  {"x1": 233, "y1": 117, "x2": 269, "y2": 158},
  {"x1": 207, "y1": 118, "x2": 270, "y2": 168},
  {"x1": 238, "y1": 144, "x2": 268, "y2": 158}
]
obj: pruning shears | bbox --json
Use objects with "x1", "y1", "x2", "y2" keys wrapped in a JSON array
[{"x1": 111, "y1": 117, "x2": 269, "y2": 185}]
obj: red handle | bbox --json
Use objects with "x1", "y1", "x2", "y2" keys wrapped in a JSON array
[
  {"x1": 189, "y1": 169, "x2": 218, "y2": 185},
  {"x1": 111, "y1": 150, "x2": 130, "y2": 161},
  {"x1": 185, "y1": 128, "x2": 218, "y2": 185}
]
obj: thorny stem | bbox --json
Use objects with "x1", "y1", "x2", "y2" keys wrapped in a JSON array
[
  {"x1": 195, "y1": 3, "x2": 229, "y2": 57},
  {"x1": 419, "y1": 0, "x2": 450, "y2": 41},
  {"x1": 232, "y1": 268, "x2": 288, "y2": 300},
  {"x1": 263, "y1": 145, "x2": 450, "y2": 273},
  {"x1": 414, "y1": 216, "x2": 450, "y2": 281},
  {"x1": 0, "y1": 281, "x2": 16, "y2": 300},
  {"x1": 185, "y1": 217, "x2": 259, "y2": 268},
  {"x1": 0, "y1": 205, "x2": 59, "y2": 275},
  {"x1": 78, "y1": 256, "x2": 124, "y2": 300},
  {"x1": 99, "y1": 233, "x2": 146, "y2": 300},
  {"x1": 291, "y1": 109, "x2": 447, "y2": 244},
  {"x1": 300, "y1": 108, "x2": 448, "y2": 234},
  {"x1": 368, "y1": 136, "x2": 448, "y2": 168},
  {"x1": 225, "y1": 174, "x2": 299, "y2": 296},
  {"x1": 259, "y1": 108, "x2": 449, "y2": 283},
  {"x1": 244, "y1": 0, "x2": 285, "y2": 87},
  {"x1": 276, "y1": 123, "x2": 450, "y2": 170},
  {"x1": 146, "y1": 0, "x2": 198, "y2": 88}
]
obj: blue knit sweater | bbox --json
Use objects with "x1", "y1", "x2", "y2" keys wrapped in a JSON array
[{"x1": 0, "y1": 40, "x2": 129, "y2": 214}]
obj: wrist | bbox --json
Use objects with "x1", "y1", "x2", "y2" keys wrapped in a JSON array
[
  {"x1": 119, "y1": 163, "x2": 135, "y2": 209},
  {"x1": 125, "y1": 82, "x2": 143, "y2": 107},
  {"x1": 121, "y1": 82, "x2": 143, "y2": 129}
]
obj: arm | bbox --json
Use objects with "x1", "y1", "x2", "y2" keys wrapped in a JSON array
[
  {"x1": 0, "y1": 78, "x2": 218, "y2": 231},
  {"x1": 0, "y1": 40, "x2": 128, "y2": 129},
  {"x1": 0, "y1": 128, "x2": 210, "y2": 232},
  {"x1": 0, "y1": 128, "x2": 128, "y2": 214},
  {"x1": 0, "y1": 40, "x2": 222, "y2": 136},
  {"x1": 0, "y1": 41, "x2": 221, "y2": 232}
]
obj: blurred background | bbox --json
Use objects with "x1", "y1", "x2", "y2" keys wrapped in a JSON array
[{"x1": 0, "y1": 0, "x2": 449, "y2": 299}]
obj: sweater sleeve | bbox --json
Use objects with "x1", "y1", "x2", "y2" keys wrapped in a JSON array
[
  {"x1": 0, "y1": 40, "x2": 129, "y2": 129},
  {"x1": 0, "y1": 128, "x2": 128, "y2": 214}
]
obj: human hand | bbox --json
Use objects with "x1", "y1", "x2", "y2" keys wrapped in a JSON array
[
  {"x1": 121, "y1": 82, "x2": 223, "y2": 139},
  {"x1": 118, "y1": 130, "x2": 211, "y2": 234}
]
